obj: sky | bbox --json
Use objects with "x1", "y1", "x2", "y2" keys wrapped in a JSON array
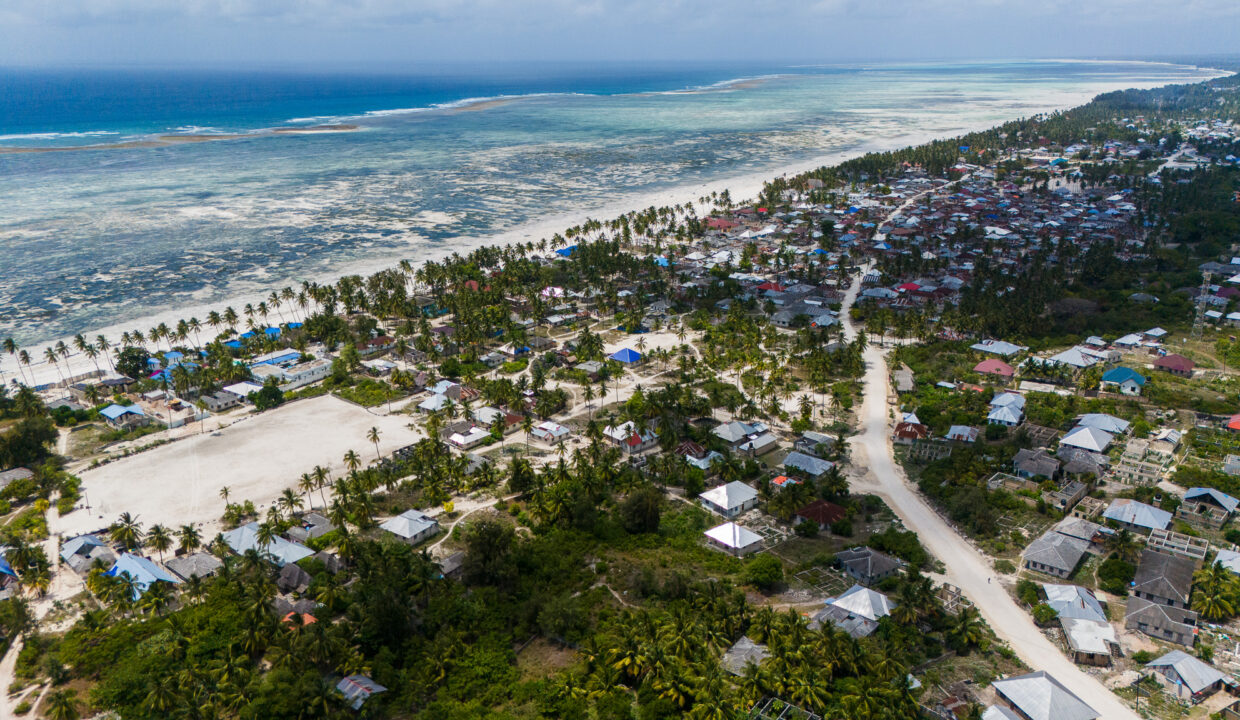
[{"x1": 1, "y1": 0, "x2": 1238, "y2": 69}]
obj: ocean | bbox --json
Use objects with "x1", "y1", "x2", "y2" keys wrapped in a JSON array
[{"x1": 0, "y1": 60, "x2": 1223, "y2": 347}]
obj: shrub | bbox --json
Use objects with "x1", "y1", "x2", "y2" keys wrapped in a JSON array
[
  {"x1": 13, "y1": 699, "x2": 30, "y2": 715},
  {"x1": 743, "y1": 554, "x2": 784, "y2": 592},
  {"x1": 794, "y1": 520, "x2": 819, "y2": 538},
  {"x1": 1098, "y1": 556, "x2": 1136, "y2": 595},
  {"x1": 1131, "y1": 650, "x2": 1153, "y2": 664},
  {"x1": 829, "y1": 518, "x2": 853, "y2": 537},
  {"x1": 1015, "y1": 579, "x2": 1040, "y2": 606},
  {"x1": 1032, "y1": 604, "x2": 1058, "y2": 625},
  {"x1": 994, "y1": 559, "x2": 1016, "y2": 574}
]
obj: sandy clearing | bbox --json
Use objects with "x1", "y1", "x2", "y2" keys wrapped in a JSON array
[{"x1": 51, "y1": 394, "x2": 420, "y2": 538}]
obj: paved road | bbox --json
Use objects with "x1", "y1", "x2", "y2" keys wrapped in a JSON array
[{"x1": 838, "y1": 273, "x2": 1139, "y2": 719}]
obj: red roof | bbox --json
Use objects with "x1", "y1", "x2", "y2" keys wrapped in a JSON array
[
  {"x1": 1155, "y1": 353, "x2": 1194, "y2": 372},
  {"x1": 1228, "y1": 414, "x2": 1240, "y2": 431},
  {"x1": 796, "y1": 499, "x2": 847, "y2": 526},
  {"x1": 893, "y1": 422, "x2": 929, "y2": 440},
  {"x1": 756, "y1": 281, "x2": 785, "y2": 292},
  {"x1": 974, "y1": 358, "x2": 1015, "y2": 377},
  {"x1": 897, "y1": 282, "x2": 921, "y2": 291}
]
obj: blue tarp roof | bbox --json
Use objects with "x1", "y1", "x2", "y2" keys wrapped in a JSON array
[
  {"x1": 610, "y1": 348, "x2": 642, "y2": 363},
  {"x1": 287, "y1": 322, "x2": 303, "y2": 329},
  {"x1": 555, "y1": 245, "x2": 577, "y2": 258},
  {"x1": 164, "y1": 351, "x2": 184, "y2": 361},
  {"x1": 0, "y1": 555, "x2": 14, "y2": 578},
  {"x1": 239, "y1": 331, "x2": 256, "y2": 339},
  {"x1": 106, "y1": 553, "x2": 179, "y2": 597},
  {"x1": 264, "y1": 327, "x2": 281, "y2": 337},
  {"x1": 223, "y1": 340, "x2": 242, "y2": 349}
]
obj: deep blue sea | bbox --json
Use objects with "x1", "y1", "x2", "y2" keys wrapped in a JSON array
[{"x1": 0, "y1": 60, "x2": 1223, "y2": 346}]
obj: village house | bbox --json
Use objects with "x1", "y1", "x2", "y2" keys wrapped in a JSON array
[
  {"x1": 1154, "y1": 353, "x2": 1194, "y2": 378},
  {"x1": 1022, "y1": 531, "x2": 1089, "y2": 579},
  {"x1": 1146, "y1": 650, "x2": 1226, "y2": 703},
  {"x1": 1126, "y1": 549, "x2": 1198, "y2": 646},
  {"x1": 974, "y1": 358, "x2": 1015, "y2": 382},
  {"x1": 836, "y1": 547, "x2": 905, "y2": 586},
  {"x1": 1102, "y1": 498, "x2": 1172, "y2": 533},
  {"x1": 379, "y1": 509, "x2": 440, "y2": 545},
  {"x1": 793, "y1": 430, "x2": 837, "y2": 457},
  {"x1": 794, "y1": 499, "x2": 847, "y2": 530},
  {"x1": 1100, "y1": 366, "x2": 1146, "y2": 395},
  {"x1": 1012, "y1": 448, "x2": 1060, "y2": 480},
  {"x1": 809, "y1": 584, "x2": 895, "y2": 639},
  {"x1": 991, "y1": 671, "x2": 1099, "y2": 720},
  {"x1": 699, "y1": 481, "x2": 759, "y2": 518},
  {"x1": 1178, "y1": 487, "x2": 1238, "y2": 528},
  {"x1": 1041, "y1": 584, "x2": 1117, "y2": 666},
  {"x1": 603, "y1": 421, "x2": 659, "y2": 454},
  {"x1": 703, "y1": 522, "x2": 762, "y2": 557}
]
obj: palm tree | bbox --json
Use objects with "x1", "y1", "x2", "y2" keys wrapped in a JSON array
[
  {"x1": 146, "y1": 524, "x2": 172, "y2": 562},
  {"x1": 43, "y1": 689, "x2": 80, "y2": 720},
  {"x1": 44, "y1": 347, "x2": 64, "y2": 384},
  {"x1": 298, "y1": 473, "x2": 317, "y2": 510},
  {"x1": 177, "y1": 524, "x2": 202, "y2": 554},
  {"x1": 279, "y1": 488, "x2": 303, "y2": 515},
  {"x1": 110, "y1": 512, "x2": 144, "y2": 550},
  {"x1": 1193, "y1": 561, "x2": 1239, "y2": 621},
  {"x1": 948, "y1": 606, "x2": 985, "y2": 652},
  {"x1": 343, "y1": 449, "x2": 362, "y2": 474},
  {"x1": 219, "y1": 485, "x2": 231, "y2": 506},
  {"x1": 367, "y1": 426, "x2": 382, "y2": 461}
]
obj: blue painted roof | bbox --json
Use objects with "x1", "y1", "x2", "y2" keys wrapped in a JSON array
[
  {"x1": 1185, "y1": 487, "x2": 1239, "y2": 514},
  {"x1": 1101, "y1": 366, "x2": 1146, "y2": 386},
  {"x1": 239, "y1": 331, "x2": 256, "y2": 340},
  {"x1": 100, "y1": 404, "x2": 144, "y2": 420},
  {"x1": 223, "y1": 340, "x2": 243, "y2": 349},
  {"x1": 106, "y1": 553, "x2": 179, "y2": 597},
  {"x1": 264, "y1": 327, "x2": 281, "y2": 337},
  {"x1": 164, "y1": 351, "x2": 184, "y2": 361},
  {"x1": 0, "y1": 555, "x2": 14, "y2": 577},
  {"x1": 555, "y1": 245, "x2": 577, "y2": 257},
  {"x1": 287, "y1": 322, "x2": 303, "y2": 329},
  {"x1": 610, "y1": 348, "x2": 642, "y2": 363}
]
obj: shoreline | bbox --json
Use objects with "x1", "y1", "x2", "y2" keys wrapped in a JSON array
[{"x1": 5, "y1": 70, "x2": 1229, "y2": 387}]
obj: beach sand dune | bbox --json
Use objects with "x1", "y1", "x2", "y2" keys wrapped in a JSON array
[{"x1": 53, "y1": 394, "x2": 419, "y2": 538}]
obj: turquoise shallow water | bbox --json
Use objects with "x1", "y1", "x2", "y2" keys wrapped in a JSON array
[{"x1": 0, "y1": 60, "x2": 1220, "y2": 344}]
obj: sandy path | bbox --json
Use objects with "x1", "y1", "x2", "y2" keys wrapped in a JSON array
[
  {"x1": 838, "y1": 273, "x2": 1138, "y2": 719},
  {"x1": 52, "y1": 394, "x2": 421, "y2": 539}
]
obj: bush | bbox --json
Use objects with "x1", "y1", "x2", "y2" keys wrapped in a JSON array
[
  {"x1": 1098, "y1": 556, "x2": 1136, "y2": 595},
  {"x1": 743, "y1": 554, "x2": 784, "y2": 592},
  {"x1": 994, "y1": 559, "x2": 1016, "y2": 574},
  {"x1": 13, "y1": 700, "x2": 29, "y2": 715},
  {"x1": 1032, "y1": 603, "x2": 1058, "y2": 625},
  {"x1": 249, "y1": 380, "x2": 285, "y2": 411},
  {"x1": 829, "y1": 518, "x2": 853, "y2": 537},
  {"x1": 794, "y1": 520, "x2": 819, "y2": 538},
  {"x1": 1131, "y1": 650, "x2": 1153, "y2": 664},
  {"x1": 1015, "y1": 579, "x2": 1040, "y2": 606}
]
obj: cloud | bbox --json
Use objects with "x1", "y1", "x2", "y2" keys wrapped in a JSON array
[{"x1": 1, "y1": 0, "x2": 1237, "y2": 66}]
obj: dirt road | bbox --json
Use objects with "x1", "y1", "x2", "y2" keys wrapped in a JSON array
[{"x1": 839, "y1": 273, "x2": 1138, "y2": 718}]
